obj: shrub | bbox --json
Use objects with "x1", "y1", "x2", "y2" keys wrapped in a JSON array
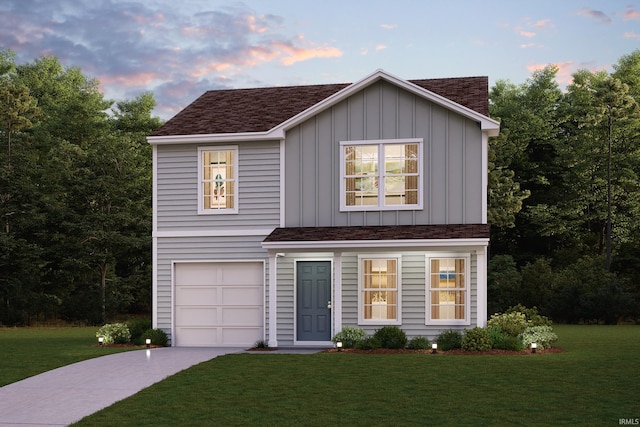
[
  {"x1": 407, "y1": 336, "x2": 430, "y2": 350},
  {"x1": 505, "y1": 304, "x2": 552, "y2": 327},
  {"x1": 96, "y1": 323, "x2": 131, "y2": 345},
  {"x1": 253, "y1": 339, "x2": 269, "y2": 349},
  {"x1": 332, "y1": 326, "x2": 366, "y2": 349},
  {"x1": 521, "y1": 325, "x2": 557, "y2": 350},
  {"x1": 127, "y1": 317, "x2": 152, "y2": 345},
  {"x1": 486, "y1": 311, "x2": 528, "y2": 337},
  {"x1": 355, "y1": 336, "x2": 381, "y2": 350},
  {"x1": 374, "y1": 326, "x2": 408, "y2": 349},
  {"x1": 462, "y1": 327, "x2": 492, "y2": 352},
  {"x1": 487, "y1": 326, "x2": 524, "y2": 351},
  {"x1": 141, "y1": 328, "x2": 169, "y2": 347},
  {"x1": 435, "y1": 329, "x2": 463, "y2": 351}
]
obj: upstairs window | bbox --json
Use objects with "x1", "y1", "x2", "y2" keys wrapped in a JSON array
[
  {"x1": 198, "y1": 146, "x2": 238, "y2": 214},
  {"x1": 341, "y1": 139, "x2": 422, "y2": 211}
]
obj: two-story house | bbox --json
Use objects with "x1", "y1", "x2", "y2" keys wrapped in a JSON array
[{"x1": 148, "y1": 70, "x2": 500, "y2": 347}]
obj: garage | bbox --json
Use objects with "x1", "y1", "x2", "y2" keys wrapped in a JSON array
[{"x1": 174, "y1": 262, "x2": 264, "y2": 347}]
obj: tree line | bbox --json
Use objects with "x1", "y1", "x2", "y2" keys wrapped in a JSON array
[{"x1": 1, "y1": 49, "x2": 639, "y2": 326}]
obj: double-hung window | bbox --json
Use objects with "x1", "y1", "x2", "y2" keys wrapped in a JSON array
[
  {"x1": 359, "y1": 255, "x2": 401, "y2": 325},
  {"x1": 198, "y1": 146, "x2": 238, "y2": 214},
  {"x1": 426, "y1": 255, "x2": 470, "y2": 325},
  {"x1": 341, "y1": 139, "x2": 422, "y2": 211}
]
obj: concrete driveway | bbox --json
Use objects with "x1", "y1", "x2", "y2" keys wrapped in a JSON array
[{"x1": 0, "y1": 347, "x2": 242, "y2": 426}]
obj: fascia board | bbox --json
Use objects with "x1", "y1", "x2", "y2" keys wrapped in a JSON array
[
  {"x1": 147, "y1": 129, "x2": 285, "y2": 145},
  {"x1": 262, "y1": 238, "x2": 490, "y2": 251}
]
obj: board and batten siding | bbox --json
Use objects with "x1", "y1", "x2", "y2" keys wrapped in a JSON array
[
  {"x1": 283, "y1": 80, "x2": 484, "y2": 227},
  {"x1": 155, "y1": 141, "x2": 281, "y2": 232}
]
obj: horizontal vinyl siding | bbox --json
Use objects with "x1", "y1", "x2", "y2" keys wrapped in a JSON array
[
  {"x1": 156, "y1": 141, "x2": 280, "y2": 232},
  {"x1": 284, "y1": 80, "x2": 484, "y2": 228}
]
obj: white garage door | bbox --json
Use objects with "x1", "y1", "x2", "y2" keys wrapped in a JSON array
[{"x1": 174, "y1": 262, "x2": 263, "y2": 347}]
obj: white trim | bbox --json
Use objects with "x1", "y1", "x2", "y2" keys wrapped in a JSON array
[
  {"x1": 268, "y1": 253, "x2": 278, "y2": 347},
  {"x1": 147, "y1": 69, "x2": 499, "y2": 147},
  {"x1": 357, "y1": 254, "x2": 402, "y2": 326},
  {"x1": 293, "y1": 258, "x2": 334, "y2": 345},
  {"x1": 263, "y1": 238, "x2": 489, "y2": 251},
  {"x1": 339, "y1": 138, "x2": 424, "y2": 212},
  {"x1": 481, "y1": 132, "x2": 488, "y2": 224},
  {"x1": 425, "y1": 253, "x2": 471, "y2": 326},
  {"x1": 197, "y1": 146, "x2": 239, "y2": 215},
  {"x1": 476, "y1": 246, "x2": 488, "y2": 327},
  {"x1": 152, "y1": 145, "x2": 158, "y2": 328},
  {"x1": 154, "y1": 228, "x2": 274, "y2": 238},
  {"x1": 279, "y1": 138, "x2": 285, "y2": 227},
  {"x1": 333, "y1": 252, "x2": 343, "y2": 336}
]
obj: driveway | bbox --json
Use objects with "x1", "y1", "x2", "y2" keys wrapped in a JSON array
[{"x1": 0, "y1": 347, "x2": 242, "y2": 426}]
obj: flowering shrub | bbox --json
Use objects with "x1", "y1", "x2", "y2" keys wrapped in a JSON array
[
  {"x1": 462, "y1": 327, "x2": 492, "y2": 351},
  {"x1": 487, "y1": 312, "x2": 528, "y2": 337},
  {"x1": 332, "y1": 326, "x2": 366, "y2": 348},
  {"x1": 521, "y1": 325, "x2": 558, "y2": 350},
  {"x1": 505, "y1": 304, "x2": 552, "y2": 327},
  {"x1": 96, "y1": 323, "x2": 131, "y2": 345}
]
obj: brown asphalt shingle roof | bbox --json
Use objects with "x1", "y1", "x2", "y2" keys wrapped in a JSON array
[
  {"x1": 263, "y1": 224, "x2": 490, "y2": 243},
  {"x1": 152, "y1": 76, "x2": 489, "y2": 136}
]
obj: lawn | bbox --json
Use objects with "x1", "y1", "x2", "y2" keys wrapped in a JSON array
[
  {"x1": 0, "y1": 327, "x2": 135, "y2": 387},
  {"x1": 75, "y1": 325, "x2": 640, "y2": 426}
]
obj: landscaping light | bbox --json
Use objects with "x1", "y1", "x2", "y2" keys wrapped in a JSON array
[
  {"x1": 336, "y1": 341, "x2": 343, "y2": 352},
  {"x1": 531, "y1": 342, "x2": 537, "y2": 354},
  {"x1": 145, "y1": 338, "x2": 151, "y2": 349},
  {"x1": 98, "y1": 336, "x2": 104, "y2": 346},
  {"x1": 431, "y1": 343, "x2": 438, "y2": 354}
]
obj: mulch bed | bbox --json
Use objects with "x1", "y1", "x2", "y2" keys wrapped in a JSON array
[{"x1": 322, "y1": 347, "x2": 565, "y2": 355}]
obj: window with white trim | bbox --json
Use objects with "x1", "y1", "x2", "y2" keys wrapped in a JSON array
[
  {"x1": 198, "y1": 146, "x2": 238, "y2": 214},
  {"x1": 426, "y1": 255, "x2": 470, "y2": 325},
  {"x1": 340, "y1": 139, "x2": 422, "y2": 211},
  {"x1": 359, "y1": 255, "x2": 401, "y2": 324}
]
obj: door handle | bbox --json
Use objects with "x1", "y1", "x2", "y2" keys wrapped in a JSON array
[{"x1": 327, "y1": 300, "x2": 332, "y2": 310}]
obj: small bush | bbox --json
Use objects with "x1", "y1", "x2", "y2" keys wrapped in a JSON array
[
  {"x1": 462, "y1": 327, "x2": 492, "y2": 351},
  {"x1": 96, "y1": 323, "x2": 131, "y2": 345},
  {"x1": 487, "y1": 312, "x2": 528, "y2": 337},
  {"x1": 436, "y1": 329, "x2": 463, "y2": 351},
  {"x1": 127, "y1": 317, "x2": 152, "y2": 345},
  {"x1": 141, "y1": 328, "x2": 169, "y2": 347},
  {"x1": 332, "y1": 326, "x2": 366, "y2": 348},
  {"x1": 505, "y1": 304, "x2": 552, "y2": 327},
  {"x1": 374, "y1": 326, "x2": 408, "y2": 349},
  {"x1": 487, "y1": 327, "x2": 524, "y2": 351},
  {"x1": 253, "y1": 339, "x2": 269, "y2": 349},
  {"x1": 407, "y1": 336, "x2": 430, "y2": 350},
  {"x1": 521, "y1": 325, "x2": 557, "y2": 350},
  {"x1": 355, "y1": 336, "x2": 381, "y2": 350}
]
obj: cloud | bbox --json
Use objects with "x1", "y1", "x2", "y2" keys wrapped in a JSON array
[
  {"x1": 380, "y1": 24, "x2": 397, "y2": 30},
  {"x1": 519, "y1": 31, "x2": 536, "y2": 38},
  {"x1": 533, "y1": 19, "x2": 553, "y2": 28},
  {"x1": 576, "y1": 8, "x2": 612, "y2": 24},
  {"x1": 526, "y1": 61, "x2": 575, "y2": 84},
  {"x1": 375, "y1": 44, "x2": 387, "y2": 51},
  {"x1": 624, "y1": 31, "x2": 640, "y2": 39},
  {"x1": 623, "y1": 6, "x2": 640, "y2": 20}
]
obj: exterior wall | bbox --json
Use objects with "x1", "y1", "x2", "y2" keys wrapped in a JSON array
[{"x1": 284, "y1": 80, "x2": 484, "y2": 227}]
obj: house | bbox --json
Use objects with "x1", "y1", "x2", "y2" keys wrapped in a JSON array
[{"x1": 148, "y1": 70, "x2": 500, "y2": 347}]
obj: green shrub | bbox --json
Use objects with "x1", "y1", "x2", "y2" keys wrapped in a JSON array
[
  {"x1": 487, "y1": 326, "x2": 524, "y2": 351},
  {"x1": 141, "y1": 328, "x2": 169, "y2": 347},
  {"x1": 505, "y1": 304, "x2": 552, "y2": 327},
  {"x1": 486, "y1": 312, "x2": 528, "y2": 337},
  {"x1": 253, "y1": 339, "x2": 269, "y2": 349},
  {"x1": 127, "y1": 317, "x2": 152, "y2": 345},
  {"x1": 332, "y1": 326, "x2": 366, "y2": 349},
  {"x1": 374, "y1": 326, "x2": 408, "y2": 349},
  {"x1": 435, "y1": 329, "x2": 463, "y2": 351},
  {"x1": 355, "y1": 336, "x2": 381, "y2": 350},
  {"x1": 462, "y1": 327, "x2": 492, "y2": 351},
  {"x1": 521, "y1": 325, "x2": 558, "y2": 350},
  {"x1": 407, "y1": 336, "x2": 430, "y2": 350},
  {"x1": 96, "y1": 323, "x2": 131, "y2": 345}
]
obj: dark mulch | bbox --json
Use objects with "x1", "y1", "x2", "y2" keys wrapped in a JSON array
[{"x1": 322, "y1": 347, "x2": 565, "y2": 355}]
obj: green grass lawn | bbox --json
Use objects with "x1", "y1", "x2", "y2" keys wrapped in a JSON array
[
  {"x1": 0, "y1": 327, "x2": 135, "y2": 387},
  {"x1": 74, "y1": 325, "x2": 640, "y2": 426}
]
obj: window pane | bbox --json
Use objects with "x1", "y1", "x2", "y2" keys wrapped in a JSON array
[
  {"x1": 362, "y1": 258, "x2": 397, "y2": 321},
  {"x1": 430, "y1": 258, "x2": 466, "y2": 321},
  {"x1": 202, "y1": 150, "x2": 234, "y2": 210}
]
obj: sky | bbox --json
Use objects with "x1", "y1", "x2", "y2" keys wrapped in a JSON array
[{"x1": 1, "y1": 0, "x2": 639, "y2": 120}]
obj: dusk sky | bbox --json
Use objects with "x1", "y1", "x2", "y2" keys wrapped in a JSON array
[{"x1": 2, "y1": 0, "x2": 639, "y2": 120}]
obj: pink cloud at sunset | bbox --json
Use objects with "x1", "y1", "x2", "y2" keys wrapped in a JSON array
[
  {"x1": 623, "y1": 6, "x2": 640, "y2": 20},
  {"x1": 527, "y1": 61, "x2": 575, "y2": 85}
]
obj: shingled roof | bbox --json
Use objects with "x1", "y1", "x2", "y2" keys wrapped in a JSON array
[
  {"x1": 152, "y1": 76, "x2": 489, "y2": 137},
  {"x1": 263, "y1": 224, "x2": 490, "y2": 244}
]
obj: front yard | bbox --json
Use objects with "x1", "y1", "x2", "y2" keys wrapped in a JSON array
[{"x1": 74, "y1": 325, "x2": 639, "y2": 426}]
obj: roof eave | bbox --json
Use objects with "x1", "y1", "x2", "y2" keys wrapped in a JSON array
[
  {"x1": 147, "y1": 128, "x2": 285, "y2": 145},
  {"x1": 262, "y1": 237, "x2": 490, "y2": 251}
]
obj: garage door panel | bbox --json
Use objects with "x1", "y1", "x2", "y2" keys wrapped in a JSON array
[
  {"x1": 174, "y1": 262, "x2": 263, "y2": 347},
  {"x1": 176, "y1": 287, "x2": 218, "y2": 305}
]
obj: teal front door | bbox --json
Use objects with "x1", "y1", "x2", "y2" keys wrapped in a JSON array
[{"x1": 297, "y1": 261, "x2": 332, "y2": 341}]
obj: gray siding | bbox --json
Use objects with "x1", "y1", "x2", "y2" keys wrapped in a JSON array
[
  {"x1": 284, "y1": 80, "x2": 484, "y2": 227},
  {"x1": 156, "y1": 141, "x2": 281, "y2": 232}
]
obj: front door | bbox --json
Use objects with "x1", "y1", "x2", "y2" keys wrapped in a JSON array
[{"x1": 296, "y1": 261, "x2": 331, "y2": 342}]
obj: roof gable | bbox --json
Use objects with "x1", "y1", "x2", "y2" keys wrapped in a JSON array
[{"x1": 151, "y1": 70, "x2": 498, "y2": 139}]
